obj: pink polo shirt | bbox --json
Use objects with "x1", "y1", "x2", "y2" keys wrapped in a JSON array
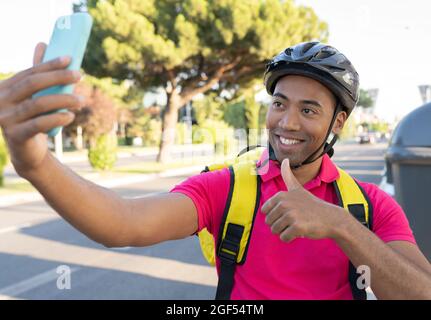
[{"x1": 170, "y1": 149, "x2": 416, "y2": 300}]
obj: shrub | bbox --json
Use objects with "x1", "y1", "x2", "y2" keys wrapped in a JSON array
[{"x1": 88, "y1": 134, "x2": 117, "y2": 171}]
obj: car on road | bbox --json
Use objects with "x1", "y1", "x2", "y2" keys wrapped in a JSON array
[{"x1": 357, "y1": 132, "x2": 377, "y2": 144}]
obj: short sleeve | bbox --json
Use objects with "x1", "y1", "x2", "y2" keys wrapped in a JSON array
[
  {"x1": 360, "y1": 182, "x2": 417, "y2": 245},
  {"x1": 169, "y1": 168, "x2": 230, "y2": 235}
]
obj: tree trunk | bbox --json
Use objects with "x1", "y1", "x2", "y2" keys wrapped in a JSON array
[
  {"x1": 76, "y1": 126, "x2": 84, "y2": 150},
  {"x1": 157, "y1": 91, "x2": 181, "y2": 163}
]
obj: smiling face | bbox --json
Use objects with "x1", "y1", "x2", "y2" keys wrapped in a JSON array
[{"x1": 266, "y1": 75, "x2": 347, "y2": 166}]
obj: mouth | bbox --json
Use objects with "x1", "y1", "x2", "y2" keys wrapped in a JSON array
[{"x1": 273, "y1": 134, "x2": 306, "y2": 152}]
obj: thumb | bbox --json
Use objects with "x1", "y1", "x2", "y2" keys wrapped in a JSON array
[
  {"x1": 281, "y1": 158, "x2": 302, "y2": 191},
  {"x1": 33, "y1": 42, "x2": 47, "y2": 67}
]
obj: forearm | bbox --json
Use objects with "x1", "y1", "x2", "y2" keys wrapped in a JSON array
[
  {"x1": 332, "y1": 209, "x2": 431, "y2": 300},
  {"x1": 20, "y1": 152, "x2": 130, "y2": 247}
]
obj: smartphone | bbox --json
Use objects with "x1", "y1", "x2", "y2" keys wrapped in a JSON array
[{"x1": 33, "y1": 12, "x2": 93, "y2": 137}]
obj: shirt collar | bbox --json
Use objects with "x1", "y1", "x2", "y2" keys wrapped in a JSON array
[{"x1": 256, "y1": 148, "x2": 340, "y2": 186}]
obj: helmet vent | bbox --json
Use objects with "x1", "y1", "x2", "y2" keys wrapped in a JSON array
[
  {"x1": 284, "y1": 48, "x2": 293, "y2": 56},
  {"x1": 314, "y1": 50, "x2": 335, "y2": 60},
  {"x1": 301, "y1": 41, "x2": 319, "y2": 54}
]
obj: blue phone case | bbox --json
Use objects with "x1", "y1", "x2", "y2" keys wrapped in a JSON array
[{"x1": 33, "y1": 13, "x2": 93, "y2": 137}]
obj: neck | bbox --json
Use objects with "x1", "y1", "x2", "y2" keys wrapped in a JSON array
[{"x1": 290, "y1": 156, "x2": 324, "y2": 186}]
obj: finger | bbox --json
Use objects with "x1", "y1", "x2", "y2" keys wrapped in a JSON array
[
  {"x1": 261, "y1": 198, "x2": 274, "y2": 215},
  {"x1": 33, "y1": 42, "x2": 47, "y2": 66},
  {"x1": 8, "y1": 69, "x2": 81, "y2": 102},
  {"x1": 5, "y1": 94, "x2": 83, "y2": 125},
  {"x1": 261, "y1": 191, "x2": 286, "y2": 214},
  {"x1": 280, "y1": 225, "x2": 300, "y2": 243},
  {"x1": 264, "y1": 202, "x2": 285, "y2": 225},
  {"x1": 270, "y1": 211, "x2": 294, "y2": 235},
  {"x1": 281, "y1": 158, "x2": 302, "y2": 191},
  {"x1": 0, "y1": 56, "x2": 71, "y2": 90},
  {"x1": 8, "y1": 112, "x2": 75, "y2": 142},
  {"x1": 261, "y1": 195, "x2": 279, "y2": 214}
]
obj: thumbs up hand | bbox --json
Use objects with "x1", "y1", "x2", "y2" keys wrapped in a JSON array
[
  {"x1": 280, "y1": 157, "x2": 303, "y2": 192},
  {"x1": 261, "y1": 158, "x2": 345, "y2": 243}
]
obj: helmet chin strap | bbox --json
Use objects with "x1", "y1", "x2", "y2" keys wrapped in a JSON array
[{"x1": 268, "y1": 103, "x2": 341, "y2": 169}]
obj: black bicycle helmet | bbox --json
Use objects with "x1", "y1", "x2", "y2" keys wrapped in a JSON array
[
  {"x1": 264, "y1": 41, "x2": 359, "y2": 116},
  {"x1": 264, "y1": 42, "x2": 360, "y2": 168}
]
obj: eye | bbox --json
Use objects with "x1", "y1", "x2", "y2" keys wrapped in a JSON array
[
  {"x1": 272, "y1": 101, "x2": 283, "y2": 108},
  {"x1": 302, "y1": 108, "x2": 316, "y2": 115}
]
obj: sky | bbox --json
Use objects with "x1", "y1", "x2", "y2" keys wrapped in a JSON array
[
  {"x1": 0, "y1": 0, "x2": 74, "y2": 71},
  {"x1": 296, "y1": 0, "x2": 431, "y2": 122},
  {"x1": 0, "y1": 0, "x2": 430, "y2": 122}
]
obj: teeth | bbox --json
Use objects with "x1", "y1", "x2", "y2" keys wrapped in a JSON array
[{"x1": 280, "y1": 137, "x2": 302, "y2": 145}]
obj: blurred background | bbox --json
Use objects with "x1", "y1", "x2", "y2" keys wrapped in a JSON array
[{"x1": 0, "y1": 0, "x2": 429, "y2": 300}]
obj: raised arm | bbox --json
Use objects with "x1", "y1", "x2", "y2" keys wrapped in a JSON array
[{"x1": 0, "y1": 43, "x2": 198, "y2": 248}]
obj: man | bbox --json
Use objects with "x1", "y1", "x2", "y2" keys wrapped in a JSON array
[{"x1": 0, "y1": 41, "x2": 430, "y2": 300}]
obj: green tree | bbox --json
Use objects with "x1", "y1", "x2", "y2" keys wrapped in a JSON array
[
  {"x1": 357, "y1": 88, "x2": 375, "y2": 109},
  {"x1": 339, "y1": 116, "x2": 358, "y2": 140},
  {"x1": 65, "y1": 82, "x2": 117, "y2": 148},
  {"x1": 127, "y1": 107, "x2": 162, "y2": 147},
  {"x1": 193, "y1": 92, "x2": 224, "y2": 125},
  {"x1": 242, "y1": 86, "x2": 261, "y2": 146},
  {"x1": 369, "y1": 121, "x2": 389, "y2": 133},
  {"x1": 80, "y1": 0, "x2": 328, "y2": 162},
  {"x1": 258, "y1": 102, "x2": 268, "y2": 130},
  {"x1": 224, "y1": 100, "x2": 246, "y2": 129},
  {"x1": 222, "y1": 84, "x2": 262, "y2": 146}
]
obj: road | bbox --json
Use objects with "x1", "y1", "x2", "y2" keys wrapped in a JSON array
[{"x1": 0, "y1": 142, "x2": 387, "y2": 300}]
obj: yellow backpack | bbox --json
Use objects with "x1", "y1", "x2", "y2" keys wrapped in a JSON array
[{"x1": 198, "y1": 147, "x2": 373, "y2": 300}]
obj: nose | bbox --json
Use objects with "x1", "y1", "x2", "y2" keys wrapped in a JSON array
[{"x1": 278, "y1": 107, "x2": 301, "y2": 131}]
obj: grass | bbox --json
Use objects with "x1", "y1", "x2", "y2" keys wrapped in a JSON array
[{"x1": 0, "y1": 180, "x2": 35, "y2": 195}]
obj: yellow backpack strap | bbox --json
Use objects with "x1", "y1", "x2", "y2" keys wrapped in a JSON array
[
  {"x1": 198, "y1": 159, "x2": 234, "y2": 267},
  {"x1": 217, "y1": 161, "x2": 260, "y2": 264},
  {"x1": 215, "y1": 160, "x2": 261, "y2": 300},
  {"x1": 197, "y1": 148, "x2": 264, "y2": 267},
  {"x1": 333, "y1": 167, "x2": 372, "y2": 229},
  {"x1": 202, "y1": 158, "x2": 235, "y2": 173},
  {"x1": 197, "y1": 147, "x2": 264, "y2": 299},
  {"x1": 333, "y1": 167, "x2": 373, "y2": 301}
]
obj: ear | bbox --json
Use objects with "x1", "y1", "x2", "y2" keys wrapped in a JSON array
[{"x1": 332, "y1": 110, "x2": 347, "y2": 135}]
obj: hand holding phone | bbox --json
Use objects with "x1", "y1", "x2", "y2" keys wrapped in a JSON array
[{"x1": 33, "y1": 12, "x2": 93, "y2": 137}]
